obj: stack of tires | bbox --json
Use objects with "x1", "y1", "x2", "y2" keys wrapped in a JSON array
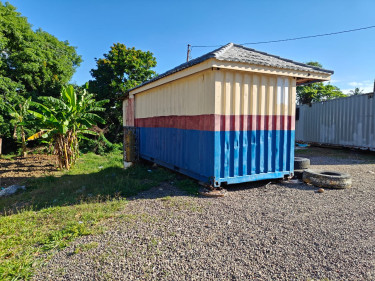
[{"x1": 294, "y1": 157, "x2": 310, "y2": 179}]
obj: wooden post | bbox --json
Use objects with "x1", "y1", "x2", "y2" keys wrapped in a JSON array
[{"x1": 0, "y1": 137, "x2": 2, "y2": 158}]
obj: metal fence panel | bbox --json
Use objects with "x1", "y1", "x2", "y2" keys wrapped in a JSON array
[{"x1": 295, "y1": 93, "x2": 375, "y2": 150}]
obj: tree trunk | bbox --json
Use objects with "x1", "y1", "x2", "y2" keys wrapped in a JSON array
[
  {"x1": 54, "y1": 132, "x2": 78, "y2": 170},
  {"x1": 21, "y1": 127, "x2": 26, "y2": 157},
  {"x1": 13, "y1": 125, "x2": 17, "y2": 140},
  {"x1": 63, "y1": 138, "x2": 69, "y2": 170}
]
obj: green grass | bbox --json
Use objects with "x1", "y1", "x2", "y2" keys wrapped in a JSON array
[
  {"x1": 0, "y1": 151, "x2": 175, "y2": 280},
  {"x1": 0, "y1": 152, "x2": 174, "y2": 213},
  {"x1": 175, "y1": 179, "x2": 200, "y2": 195},
  {"x1": 73, "y1": 241, "x2": 99, "y2": 254},
  {"x1": 0, "y1": 200, "x2": 124, "y2": 280},
  {"x1": 0, "y1": 154, "x2": 17, "y2": 160}
]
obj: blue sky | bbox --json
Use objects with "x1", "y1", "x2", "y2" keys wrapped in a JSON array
[{"x1": 9, "y1": 0, "x2": 375, "y2": 94}]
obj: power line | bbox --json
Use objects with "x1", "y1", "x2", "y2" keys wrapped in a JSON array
[{"x1": 191, "y1": 25, "x2": 375, "y2": 48}]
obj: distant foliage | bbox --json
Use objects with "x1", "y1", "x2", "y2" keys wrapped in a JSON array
[
  {"x1": 296, "y1": 62, "x2": 346, "y2": 104},
  {"x1": 0, "y1": 2, "x2": 82, "y2": 97},
  {"x1": 80, "y1": 133, "x2": 122, "y2": 155},
  {"x1": 3, "y1": 97, "x2": 32, "y2": 157},
  {"x1": 89, "y1": 43, "x2": 157, "y2": 143},
  {"x1": 349, "y1": 87, "x2": 364, "y2": 95},
  {"x1": 0, "y1": 1, "x2": 82, "y2": 153}
]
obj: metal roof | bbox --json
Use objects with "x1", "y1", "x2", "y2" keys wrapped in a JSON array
[{"x1": 128, "y1": 43, "x2": 334, "y2": 93}]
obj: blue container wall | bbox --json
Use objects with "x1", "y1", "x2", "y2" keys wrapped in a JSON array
[
  {"x1": 137, "y1": 126, "x2": 294, "y2": 186},
  {"x1": 214, "y1": 130, "x2": 294, "y2": 186},
  {"x1": 139, "y1": 127, "x2": 215, "y2": 183}
]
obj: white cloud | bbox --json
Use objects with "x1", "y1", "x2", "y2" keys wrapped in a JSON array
[
  {"x1": 342, "y1": 86, "x2": 373, "y2": 95},
  {"x1": 348, "y1": 81, "x2": 362, "y2": 87},
  {"x1": 344, "y1": 80, "x2": 374, "y2": 95}
]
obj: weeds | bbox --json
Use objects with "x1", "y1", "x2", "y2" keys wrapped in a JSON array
[
  {"x1": 176, "y1": 179, "x2": 200, "y2": 195},
  {"x1": 73, "y1": 242, "x2": 99, "y2": 254}
]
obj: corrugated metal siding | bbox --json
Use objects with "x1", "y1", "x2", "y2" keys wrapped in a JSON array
[
  {"x1": 213, "y1": 70, "x2": 296, "y2": 185},
  {"x1": 295, "y1": 93, "x2": 375, "y2": 150},
  {"x1": 127, "y1": 68, "x2": 296, "y2": 186},
  {"x1": 134, "y1": 70, "x2": 216, "y2": 182},
  {"x1": 135, "y1": 71, "x2": 215, "y2": 118}
]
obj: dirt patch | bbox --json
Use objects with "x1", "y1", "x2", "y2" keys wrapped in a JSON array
[{"x1": 0, "y1": 155, "x2": 57, "y2": 188}]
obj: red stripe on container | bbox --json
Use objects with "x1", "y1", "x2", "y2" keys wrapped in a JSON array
[{"x1": 135, "y1": 115, "x2": 295, "y2": 131}]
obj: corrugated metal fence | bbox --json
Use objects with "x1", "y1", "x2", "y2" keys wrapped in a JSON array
[{"x1": 295, "y1": 93, "x2": 375, "y2": 150}]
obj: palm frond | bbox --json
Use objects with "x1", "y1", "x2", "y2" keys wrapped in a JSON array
[{"x1": 27, "y1": 129, "x2": 51, "y2": 141}]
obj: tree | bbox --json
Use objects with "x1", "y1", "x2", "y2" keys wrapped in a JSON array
[
  {"x1": 349, "y1": 87, "x2": 364, "y2": 95},
  {"x1": 0, "y1": 2, "x2": 82, "y2": 98},
  {"x1": 89, "y1": 43, "x2": 157, "y2": 142},
  {"x1": 297, "y1": 62, "x2": 346, "y2": 104},
  {"x1": 0, "y1": 77, "x2": 25, "y2": 141},
  {"x1": 0, "y1": 1, "x2": 82, "y2": 153},
  {"x1": 28, "y1": 85, "x2": 108, "y2": 169},
  {"x1": 4, "y1": 97, "x2": 31, "y2": 157}
]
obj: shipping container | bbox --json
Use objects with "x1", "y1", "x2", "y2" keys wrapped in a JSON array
[
  {"x1": 296, "y1": 93, "x2": 375, "y2": 150},
  {"x1": 123, "y1": 43, "x2": 333, "y2": 186}
]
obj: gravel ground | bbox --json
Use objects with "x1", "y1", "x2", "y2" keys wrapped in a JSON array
[{"x1": 34, "y1": 148, "x2": 375, "y2": 280}]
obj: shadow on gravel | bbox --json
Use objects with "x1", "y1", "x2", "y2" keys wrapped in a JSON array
[
  {"x1": 127, "y1": 182, "x2": 191, "y2": 201},
  {"x1": 224, "y1": 179, "x2": 272, "y2": 193},
  {"x1": 279, "y1": 181, "x2": 318, "y2": 191},
  {"x1": 5, "y1": 146, "x2": 374, "y2": 214},
  {"x1": 225, "y1": 179, "x2": 318, "y2": 193},
  {"x1": 296, "y1": 147, "x2": 375, "y2": 166}
]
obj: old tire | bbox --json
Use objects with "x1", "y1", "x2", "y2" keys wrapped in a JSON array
[
  {"x1": 293, "y1": 169, "x2": 304, "y2": 179},
  {"x1": 302, "y1": 169, "x2": 352, "y2": 189},
  {"x1": 294, "y1": 157, "x2": 310, "y2": 170}
]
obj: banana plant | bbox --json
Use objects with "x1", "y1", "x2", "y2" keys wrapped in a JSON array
[
  {"x1": 28, "y1": 85, "x2": 109, "y2": 169},
  {"x1": 4, "y1": 97, "x2": 32, "y2": 157}
]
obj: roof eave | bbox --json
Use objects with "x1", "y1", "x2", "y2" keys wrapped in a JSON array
[
  {"x1": 123, "y1": 56, "x2": 333, "y2": 99},
  {"x1": 211, "y1": 59, "x2": 332, "y2": 81}
]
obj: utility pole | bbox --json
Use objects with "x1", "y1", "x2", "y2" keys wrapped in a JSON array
[{"x1": 186, "y1": 44, "x2": 191, "y2": 62}]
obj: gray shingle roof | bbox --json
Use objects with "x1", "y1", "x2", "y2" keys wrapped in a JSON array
[{"x1": 129, "y1": 43, "x2": 333, "y2": 93}]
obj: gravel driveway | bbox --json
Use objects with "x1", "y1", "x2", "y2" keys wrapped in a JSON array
[{"x1": 34, "y1": 148, "x2": 375, "y2": 280}]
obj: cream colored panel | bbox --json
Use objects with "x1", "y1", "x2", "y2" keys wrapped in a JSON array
[
  {"x1": 242, "y1": 73, "x2": 250, "y2": 115},
  {"x1": 234, "y1": 73, "x2": 242, "y2": 115},
  {"x1": 251, "y1": 74, "x2": 259, "y2": 115},
  {"x1": 289, "y1": 77, "x2": 297, "y2": 116},
  {"x1": 259, "y1": 75, "x2": 267, "y2": 116},
  {"x1": 224, "y1": 71, "x2": 233, "y2": 115},
  {"x1": 135, "y1": 70, "x2": 215, "y2": 118},
  {"x1": 214, "y1": 70, "x2": 223, "y2": 115},
  {"x1": 215, "y1": 70, "x2": 296, "y2": 116},
  {"x1": 267, "y1": 76, "x2": 276, "y2": 116}
]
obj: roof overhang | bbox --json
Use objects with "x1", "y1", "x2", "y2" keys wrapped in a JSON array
[
  {"x1": 125, "y1": 58, "x2": 332, "y2": 98},
  {"x1": 211, "y1": 59, "x2": 331, "y2": 85}
]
